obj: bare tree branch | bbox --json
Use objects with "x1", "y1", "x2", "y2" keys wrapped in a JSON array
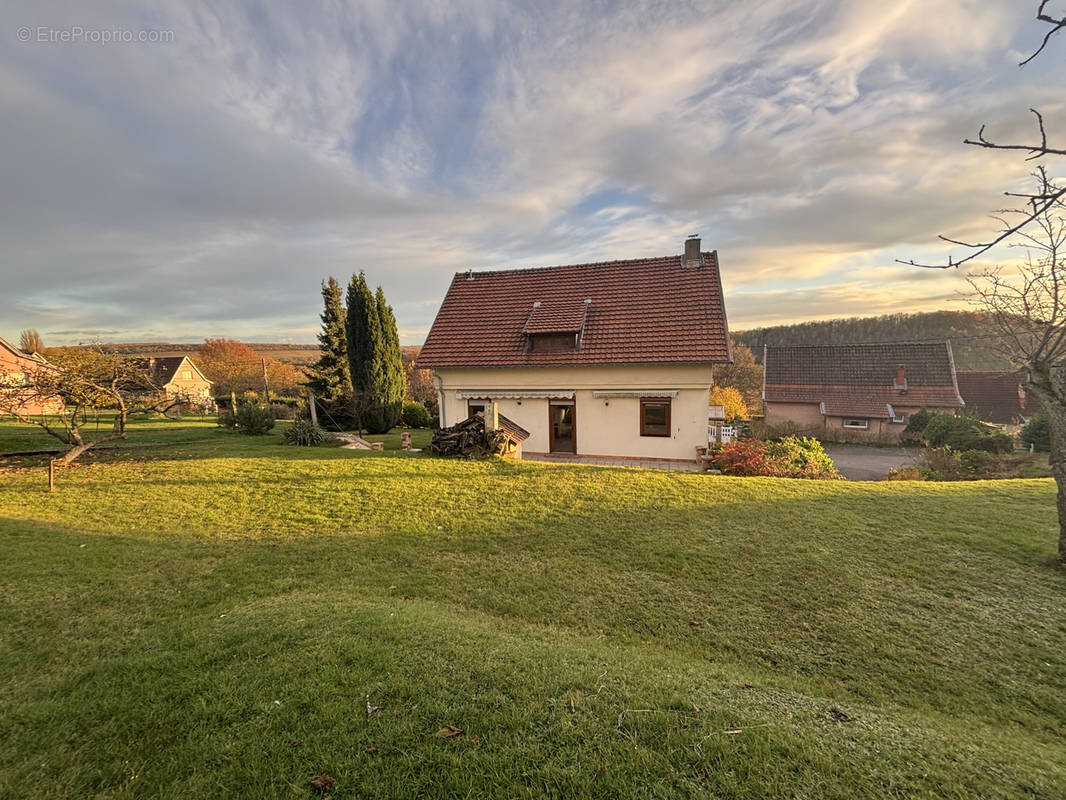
[{"x1": 1020, "y1": 1, "x2": 1066, "y2": 65}]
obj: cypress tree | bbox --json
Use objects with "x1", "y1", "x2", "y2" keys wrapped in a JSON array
[
  {"x1": 345, "y1": 272, "x2": 386, "y2": 434},
  {"x1": 376, "y1": 286, "x2": 405, "y2": 431},
  {"x1": 307, "y1": 278, "x2": 352, "y2": 424}
]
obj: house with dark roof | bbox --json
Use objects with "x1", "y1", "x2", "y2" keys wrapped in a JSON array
[
  {"x1": 955, "y1": 371, "x2": 1031, "y2": 424},
  {"x1": 0, "y1": 335, "x2": 64, "y2": 416},
  {"x1": 140, "y1": 356, "x2": 214, "y2": 410},
  {"x1": 762, "y1": 342, "x2": 964, "y2": 443},
  {"x1": 418, "y1": 236, "x2": 731, "y2": 465}
]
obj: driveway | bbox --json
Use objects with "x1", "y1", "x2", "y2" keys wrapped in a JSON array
[{"x1": 821, "y1": 445, "x2": 918, "y2": 481}]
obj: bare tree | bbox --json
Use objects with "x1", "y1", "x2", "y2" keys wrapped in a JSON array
[
  {"x1": 899, "y1": 3, "x2": 1066, "y2": 562},
  {"x1": 967, "y1": 179, "x2": 1066, "y2": 560},
  {"x1": 18, "y1": 329, "x2": 43, "y2": 354},
  {"x1": 0, "y1": 346, "x2": 182, "y2": 465}
]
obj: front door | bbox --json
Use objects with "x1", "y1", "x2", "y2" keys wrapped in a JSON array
[{"x1": 548, "y1": 400, "x2": 576, "y2": 453}]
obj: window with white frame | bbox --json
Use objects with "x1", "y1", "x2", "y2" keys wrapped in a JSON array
[
  {"x1": 181, "y1": 370, "x2": 193, "y2": 381},
  {"x1": 890, "y1": 412, "x2": 906, "y2": 424},
  {"x1": 842, "y1": 418, "x2": 869, "y2": 430}
]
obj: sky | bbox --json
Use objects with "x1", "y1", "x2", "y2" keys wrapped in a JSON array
[{"x1": 2, "y1": 1, "x2": 1064, "y2": 346}]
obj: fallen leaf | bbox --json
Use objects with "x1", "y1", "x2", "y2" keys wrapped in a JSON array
[
  {"x1": 388, "y1": 585, "x2": 397, "y2": 590},
  {"x1": 470, "y1": 736, "x2": 479, "y2": 745},
  {"x1": 688, "y1": 620, "x2": 702, "y2": 627},
  {"x1": 434, "y1": 725, "x2": 463, "y2": 738},
  {"x1": 829, "y1": 706, "x2": 851, "y2": 722},
  {"x1": 310, "y1": 773, "x2": 334, "y2": 793},
  {"x1": 364, "y1": 746, "x2": 378, "y2": 754}
]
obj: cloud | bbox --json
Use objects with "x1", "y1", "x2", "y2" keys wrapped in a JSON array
[{"x1": 0, "y1": 0, "x2": 1061, "y2": 345}]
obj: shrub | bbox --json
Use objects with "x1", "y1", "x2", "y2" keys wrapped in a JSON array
[
  {"x1": 766, "y1": 435, "x2": 841, "y2": 479},
  {"x1": 885, "y1": 465, "x2": 944, "y2": 481},
  {"x1": 216, "y1": 408, "x2": 237, "y2": 429},
  {"x1": 922, "y1": 413, "x2": 1012, "y2": 453},
  {"x1": 708, "y1": 386, "x2": 747, "y2": 420},
  {"x1": 1020, "y1": 415, "x2": 1051, "y2": 452},
  {"x1": 904, "y1": 409, "x2": 933, "y2": 434},
  {"x1": 711, "y1": 439, "x2": 777, "y2": 477},
  {"x1": 401, "y1": 400, "x2": 433, "y2": 428},
  {"x1": 270, "y1": 402, "x2": 296, "y2": 420},
  {"x1": 282, "y1": 418, "x2": 325, "y2": 446},
  {"x1": 235, "y1": 399, "x2": 276, "y2": 436},
  {"x1": 712, "y1": 436, "x2": 841, "y2": 479}
]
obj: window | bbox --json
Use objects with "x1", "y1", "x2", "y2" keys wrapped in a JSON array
[
  {"x1": 529, "y1": 333, "x2": 577, "y2": 352},
  {"x1": 467, "y1": 398, "x2": 489, "y2": 418},
  {"x1": 640, "y1": 398, "x2": 671, "y2": 436},
  {"x1": 842, "y1": 418, "x2": 869, "y2": 430},
  {"x1": 181, "y1": 370, "x2": 193, "y2": 381},
  {"x1": 890, "y1": 413, "x2": 906, "y2": 424}
]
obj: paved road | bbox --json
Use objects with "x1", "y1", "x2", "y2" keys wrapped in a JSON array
[{"x1": 821, "y1": 445, "x2": 919, "y2": 481}]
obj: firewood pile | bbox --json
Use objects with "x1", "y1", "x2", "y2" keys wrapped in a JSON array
[{"x1": 427, "y1": 415, "x2": 508, "y2": 458}]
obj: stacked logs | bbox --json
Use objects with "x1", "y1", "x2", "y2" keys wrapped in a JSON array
[{"x1": 427, "y1": 415, "x2": 507, "y2": 458}]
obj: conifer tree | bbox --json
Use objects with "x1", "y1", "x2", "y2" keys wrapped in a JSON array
[
  {"x1": 308, "y1": 278, "x2": 352, "y2": 402},
  {"x1": 375, "y1": 286, "x2": 405, "y2": 430},
  {"x1": 345, "y1": 272, "x2": 386, "y2": 434}
]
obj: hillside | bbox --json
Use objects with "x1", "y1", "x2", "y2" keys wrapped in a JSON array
[
  {"x1": 1, "y1": 422, "x2": 1064, "y2": 798},
  {"x1": 735, "y1": 311, "x2": 1013, "y2": 370}
]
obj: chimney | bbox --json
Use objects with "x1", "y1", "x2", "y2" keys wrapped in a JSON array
[
  {"x1": 683, "y1": 234, "x2": 702, "y2": 268},
  {"x1": 894, "y1": 365, "x2": 907, "y2": 390}
]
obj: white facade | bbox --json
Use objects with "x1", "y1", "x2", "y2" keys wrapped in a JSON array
[{"x1": 435, "y1": 363, "x2": 713, "y2": 462}]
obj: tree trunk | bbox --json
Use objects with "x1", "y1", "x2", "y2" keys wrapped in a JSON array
[{"x1": 1025, "y1": 375, "x2": 1066, "y2": 563}]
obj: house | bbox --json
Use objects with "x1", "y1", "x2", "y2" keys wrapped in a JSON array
[
  {"x1": 955, "y1": 371, "x2": 1030, "y2": 424},
  {"x1": 762, "y1": 342, "x2": 964, "y2": 443},
  {"x1": 0, "y1": 335, "x2": 64, "y2": 415},
  {"x1": 417, "y1": 236, "x2": 731, "y2": 466},
  {"x1": 142, "y1": 356, "x2": 214, "y2": 410}
]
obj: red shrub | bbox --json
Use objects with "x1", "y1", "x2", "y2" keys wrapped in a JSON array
[{"x1": 711, "y1": 438, "x2": 781, "y2": 477}]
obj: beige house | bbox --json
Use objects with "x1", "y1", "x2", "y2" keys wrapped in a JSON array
[
  {"x1": 418, "y1": 237, "x2": 732, "y2": 466},
  {"x1": 143, "y1": 356, "x2": 214, "y2": 410},
  {"x1": 762, "y1": 342, "x2": 964, "y2": 443},
  {"x1": 0, "y1": 335, "x2": 64, "y2": 416}
]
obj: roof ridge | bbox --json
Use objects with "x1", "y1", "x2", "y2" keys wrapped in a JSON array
[{"x1": 455, "y1": 251, "x2": 717, "y2": 279}]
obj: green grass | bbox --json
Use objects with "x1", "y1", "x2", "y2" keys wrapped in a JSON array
[{"x1": 1, "y1": 420, "x2": 1065, "y2": 798}]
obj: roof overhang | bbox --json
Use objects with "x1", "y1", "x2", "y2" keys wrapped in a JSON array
[{"x1": 455, "y1": 389, "x2": 575, "y2": 399}]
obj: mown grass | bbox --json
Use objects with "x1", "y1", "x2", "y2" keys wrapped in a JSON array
[{"x1": 0, "y1": 419, "x2": 1064, "y2": 798}]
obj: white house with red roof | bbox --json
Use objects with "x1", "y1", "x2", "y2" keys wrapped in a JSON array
[{"x1": 418, "y1": 237, "x2": 732, "y2": 465}]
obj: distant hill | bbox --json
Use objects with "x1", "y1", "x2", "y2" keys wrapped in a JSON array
[
  {"x1": 89, "y1": 342, "x2": 321, "y2": 366},
  {"x1": 734, "y1": 311, "x2": 1014, "y2": 371}
]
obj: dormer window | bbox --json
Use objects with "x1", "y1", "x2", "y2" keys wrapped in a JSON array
[
  {"x1": 530, "y1": 333, "x2": 577, "y2": 352},
  {"x1": 522, "y1": 299, "x2": 590, "y2": 353}
]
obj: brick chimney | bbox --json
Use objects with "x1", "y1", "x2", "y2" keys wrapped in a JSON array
[
  {"x1": 683, "y1": 234, "x2": 702, "y2": 268},
  {"x1": 894, "y1": 365, "x2": 907, "y2": 390}
]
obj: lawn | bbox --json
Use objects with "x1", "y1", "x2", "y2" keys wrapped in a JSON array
[{"x1": 1, "y1": 418, "x2": 1064, "y2": 798}]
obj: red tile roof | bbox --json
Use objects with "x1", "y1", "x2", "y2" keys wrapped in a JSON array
[
  {"x1": 955, "y1": 371, "x2": 1029, "y2": 422},
  {"x1": 418, "y1": 252, "x2": 730, "y2": 368},
  {"x1": 763, "y1": 343, "x2": 964, "y2": 417},
  {"x1": 521, "y1": 300, "x2": 589, "y2": 334}
]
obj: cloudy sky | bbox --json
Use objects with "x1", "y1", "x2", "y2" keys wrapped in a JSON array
[{"x1": 2, "y1": 1, "x2": 1064, "y2": 345}]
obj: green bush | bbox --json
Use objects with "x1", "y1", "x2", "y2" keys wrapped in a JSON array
[
  {"x1": 401, "y1": 400, "x2": 433, "y2": 428},
  {"x1": 235, "y1": 400, "x2": 276, "y2": 436},
  {"x1": 922, "y1": 413, "x2": 1012, "y2": 453},
  {"x1": 282, "y1": 418, "x2": 325, "y2": 446},
  {"x1": 903, "y1": 408, "x2": 933, "y2": 434},
  {"x1": 216, "y1": 409, "x2": 237, "y2": 429},
  {"x1": 1020, "y1": 415, "x2": 1051, "y2": 452},
  {"x1": 766, "y1": 435, "x2": 841, "y2": 479},
  {"x1": 270, "y1": 402, "x2": 296, "y2": 421}
]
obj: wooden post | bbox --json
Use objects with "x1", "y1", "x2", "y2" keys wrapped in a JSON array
[
  {"x1": 48, "y1": 459, "x2": 55, "y2": 492},
  {"x1": 261, "y1": 358, "x2": 271, "y2": 405},
  {"x1": 307, "y1": 390, "x2": 318, "y2": 427},
  {"x1": 230, "y1": 390, "x2": 238, "y2": 411}
]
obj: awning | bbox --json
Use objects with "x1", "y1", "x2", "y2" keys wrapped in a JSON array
[
  {"x1": 591, "y1": 390, "x2": 679, "y2": 398},
  {"x1": 455, "y1": 389, "x2": 575, "y2": 400}
]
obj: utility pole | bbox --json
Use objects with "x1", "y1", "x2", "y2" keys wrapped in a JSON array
[
  {"x1": 307, "y1": 390, "x2": 318, "y2": 427},
  {"x1": 261, "y1": 358, "x2": 271, "y2": 405}
]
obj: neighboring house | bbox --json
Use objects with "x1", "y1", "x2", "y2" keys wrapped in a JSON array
[
  {"x1": 955, "y1": 371, "x2": 1030, "y2": 424},
  {"x1": 418, "y1": 236, "x2": 732, "y2": 465},
  {"x1": 141, "y1": 356, "x2": 214, "y2": 409},
  {"x1": 0, "y1": 335, "x2": 64, "y2": 415},
  {"x1": 762, "y1": 342, "x2": 964, "y2": 443}
]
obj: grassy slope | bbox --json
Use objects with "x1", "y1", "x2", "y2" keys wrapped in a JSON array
[{"x1": 0, "y1": 421, "x2": 1064, "y2": 798}]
